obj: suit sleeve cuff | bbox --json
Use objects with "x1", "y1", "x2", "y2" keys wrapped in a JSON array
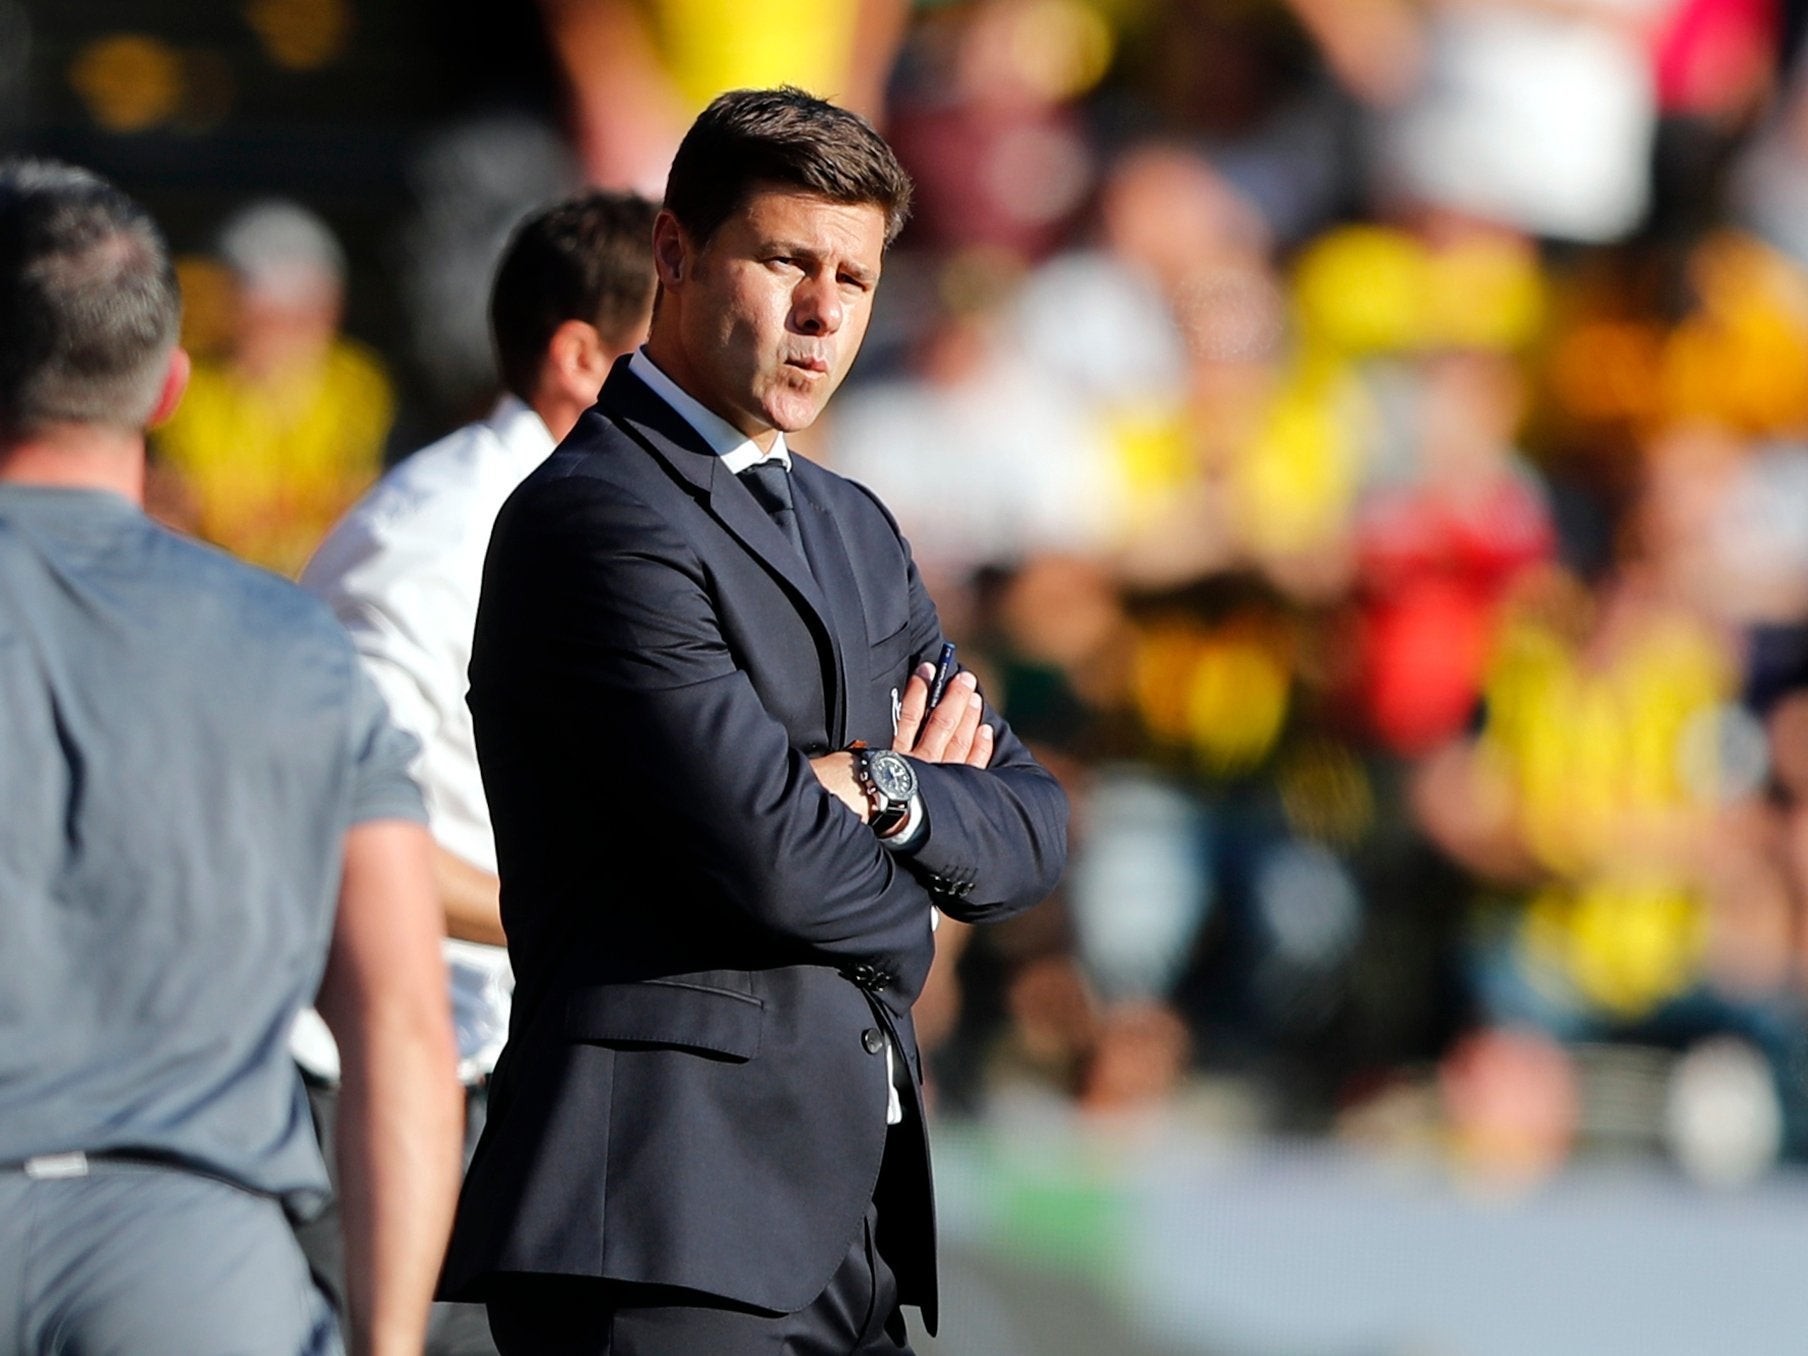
[{"x1": 878, "y1": 791, "x2": 926, "y2": 852}]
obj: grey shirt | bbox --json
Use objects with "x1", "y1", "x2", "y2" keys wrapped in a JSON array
[{"x1": 0, "y1": 485, "x2": 423, "y2": 1205}]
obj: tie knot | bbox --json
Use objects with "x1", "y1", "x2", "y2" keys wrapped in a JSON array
[
  {"x1": 739, "y1": 459, "x2": 794, "y2": 513},
  {"x1": 738, "y1": 458, "x2": 807, "y2": 563},
  {"x1": 740, "y1": 456, "x2": 789, "y2": 485}
]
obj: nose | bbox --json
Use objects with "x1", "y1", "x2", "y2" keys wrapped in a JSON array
[{"x1": 791, "y1": 274, "x2": 843, "y2": 337}]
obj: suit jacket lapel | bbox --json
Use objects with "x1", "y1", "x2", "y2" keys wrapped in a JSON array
[
  {"x1": 596, "y1": 364, "x2": 825, "y2": 605},
  {"x1": 791, "y1": 464, "x2": 859, "y2": 747},
  {"x1": 596, "y1": 361, "x2": 847, "y2": 733}
]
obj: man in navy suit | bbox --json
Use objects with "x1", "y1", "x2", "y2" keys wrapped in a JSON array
[{"x1": 441, "y1": 86, "x2": 1069, "y2": 1355}]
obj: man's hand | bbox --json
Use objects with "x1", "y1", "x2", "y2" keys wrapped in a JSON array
[
  {"x1": 811, "y1": 751, "x2": 869, "y2": 819},
  {"x1": 808, "y1": 659, "x2": 996, "y2": 818},
  {"x1": 894, "y1": 662, "x2": 993, "y2": 767}
]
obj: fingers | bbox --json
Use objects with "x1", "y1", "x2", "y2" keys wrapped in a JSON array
[
  {"x1": 912, "y1": 670, "x2": 982, "y2": 763},
  {"x1": 946, "y1": 685, "x2": 984, "y2": 763},
  {"x1": 892, "y1": 663, "x2": 933, "y2": 754},
  {"x1": 966, "y1": 720, "x2": 995, "y2": 769}
]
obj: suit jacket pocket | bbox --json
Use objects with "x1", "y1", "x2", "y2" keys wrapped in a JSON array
[
  {"x1": 565, "y1": 978, "x2": 764, "y2": 1061},
  {"x1": 868, "y1": 618, "x2": 916, "y2": 681}
]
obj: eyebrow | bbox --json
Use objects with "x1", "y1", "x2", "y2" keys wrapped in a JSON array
[{"x1": 765, "y1": 240, "x2": 878, "y2": 288}]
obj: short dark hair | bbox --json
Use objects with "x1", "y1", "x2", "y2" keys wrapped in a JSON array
[
  {"x1": 489, "y1": 190, "x2": 659, "y2": 403},
  {"x1": 0, "y1": 159, "x2": 180, "y2": 441},
  {"x1": 662, "y1": 86, "x2": 913, "y2": 250}
]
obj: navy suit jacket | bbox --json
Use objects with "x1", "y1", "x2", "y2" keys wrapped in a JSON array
[{"x1": 439, "y1": 359, "x2": 1068, "y2": 1330}]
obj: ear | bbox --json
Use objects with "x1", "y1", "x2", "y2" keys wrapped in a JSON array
[
  {"x1": 652, "y1": 209, "x2": 690, "y2": 287},
  {"x1": 546, "y1": 319, "x2": 608, "y2": 400},
  {"x1": 148, "y1": 347, "x2": 191, "y2": 428}
]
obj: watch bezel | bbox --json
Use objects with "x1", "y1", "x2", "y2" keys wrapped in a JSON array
[{"x1": 865, "y1": 749, "x2": 917, "y2": 802}]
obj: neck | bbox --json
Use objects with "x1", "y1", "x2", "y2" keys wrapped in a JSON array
[
  {"x1": 0, "y1": 425, "x2": 147, "y2": 503},
  {"x1": 527, "y1": 389, "x2": 584, "y2": 444},
  {"x1": 529, "y1": 338, "x2": 640, "y2": 443},
  {"x1": 640, "y1": 321, "x2": 687, "y2": 395},
  {"x1": 638, "y1": 334, "x2": 780, "y2": 454}
]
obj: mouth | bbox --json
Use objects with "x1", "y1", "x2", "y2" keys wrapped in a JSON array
[{"x1": 784, "y1": 355, "x2": 830, "y2": 376}]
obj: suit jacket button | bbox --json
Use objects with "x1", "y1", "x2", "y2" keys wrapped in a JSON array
[{"x1": 861, "y1": 1028, "x2": 885, "y2": 1055}]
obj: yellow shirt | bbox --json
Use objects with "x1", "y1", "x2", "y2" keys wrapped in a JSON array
[
  {"x1": 1480, "y1": 596, "x2": 1733, "y2": 1015},
  {"x1": 643, "y1": 0, "x2": 864, "y2": 108},
  {"x1": 155, "y1": 339, "x2": 393, "y2": 576}
]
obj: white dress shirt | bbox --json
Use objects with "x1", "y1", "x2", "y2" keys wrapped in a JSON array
[{"x1": 297, "y1": 395, "x2": 556, "y2": 1082}]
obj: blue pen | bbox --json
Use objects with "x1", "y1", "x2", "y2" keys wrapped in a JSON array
[{"x1": 927, "y1": 641, "x2": 958, "y2": 708}]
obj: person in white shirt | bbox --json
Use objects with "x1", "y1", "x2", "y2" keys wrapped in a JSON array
[{"x1": 294, "y1": 189, "x2": 657, "y2": 1350}]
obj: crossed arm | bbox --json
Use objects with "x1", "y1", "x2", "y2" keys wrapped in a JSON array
[
  {"x1": 481, "y1": 473, "x2": 1066, "y2": 989},
  {"x1": 811, "y1": 660, "x2": 993, "y2": 819}
]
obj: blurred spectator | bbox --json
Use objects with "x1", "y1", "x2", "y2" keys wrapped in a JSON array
[
  {"x1": 888, "y1": 0, "x2": 1106, "y2": 259},
  {"x1": 1348, "y1": 344, "x2": 1555, "y2": 756},
  {"x1": 1067, "y1": 766, "x2": 1212, "y2": 1002},
  {"x1": 152, "y1": 199, "x2": 395, "y2": 576},
  {"x1": 0, "y1": 156, "x2": 460, "y2": 1356},
  {"x1": 1373, "y1": 0, "x2": 1658, "y2": 242},
  {"x1": 1438, "y1": 1026, "x2": 1581, "y2": 1187},
  {"x1": 1418, "y1": 557, "x2": 1736, "y2": 1023},
  {"x1": 1410, "y1": 420, "x2": 1808, "y2": 1165},
  {"x1": 396, "y1": 115, "x2": 579, "y2": 426},
  {"x1": 1732, "y1": 38, "x2": 1808, "y2": 264},
  {"x1": 828, "y1": 248, "x2": 1124, "y2": 600},
  {"x1": 1110, "y1": 0, "x2": 1365, "y2": 243},
  {"x1": 537, "y1": 0, "x2": 911, "y2": 191},
  {"x1": 33, "y1": 0, "x2": 1808, "y2": 1196},
  {"x1": 1296, "y1": 216, "x2": 1552, "y2": 649}
]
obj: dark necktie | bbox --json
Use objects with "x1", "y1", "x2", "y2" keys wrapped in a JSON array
[{"x1": 738, "y1": 459, "x2": 808, "y2": 563}]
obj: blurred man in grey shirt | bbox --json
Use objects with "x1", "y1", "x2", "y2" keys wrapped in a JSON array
[{"x1": 0, "y1": 158, "x2": 462, "y2": 1356}]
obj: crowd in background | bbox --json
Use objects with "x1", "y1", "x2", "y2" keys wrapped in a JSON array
[
  {"x1": 18, "y1": 0, "x2": 1808, "y2": 1193},
  {"x1": 838, "y1": 0, "x2": 1808, "y2": 1195}
]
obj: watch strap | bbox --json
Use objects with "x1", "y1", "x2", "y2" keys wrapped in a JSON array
[{"x1": 852, "y1": 746, "x2": 913, "y2": 837}]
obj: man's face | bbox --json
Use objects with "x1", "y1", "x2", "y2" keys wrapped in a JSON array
[{"x1": 655, "y1": 187, "x2": 887, "y2": 445}]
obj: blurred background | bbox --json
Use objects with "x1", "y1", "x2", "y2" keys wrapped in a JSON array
[{"x1": 11, "y1": 1, "x2": 1808, "y2": 1351}]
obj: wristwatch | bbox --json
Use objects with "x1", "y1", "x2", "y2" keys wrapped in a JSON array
[{"x1": 851, "y1": 745, "x2": 919, "y2": 839}]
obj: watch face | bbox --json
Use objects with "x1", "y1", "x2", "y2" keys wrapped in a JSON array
[{"x1": 868, "y1": 750, "x2": 916, "y2": 801}]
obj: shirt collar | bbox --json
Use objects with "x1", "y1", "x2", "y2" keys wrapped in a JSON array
[
  {"x1": 0, "y1": 482, "x2": 138, "y2": 518},
  {"x1": 486, "y1": 394, "x2": 556, "y2": 460},
  {"x1": 628, "y1": 347, "x2": 790, "y2": 473}
]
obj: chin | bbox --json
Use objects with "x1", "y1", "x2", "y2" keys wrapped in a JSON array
[{"x1": 765, "y1": 403, "x2": 825, "y2": 434}]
